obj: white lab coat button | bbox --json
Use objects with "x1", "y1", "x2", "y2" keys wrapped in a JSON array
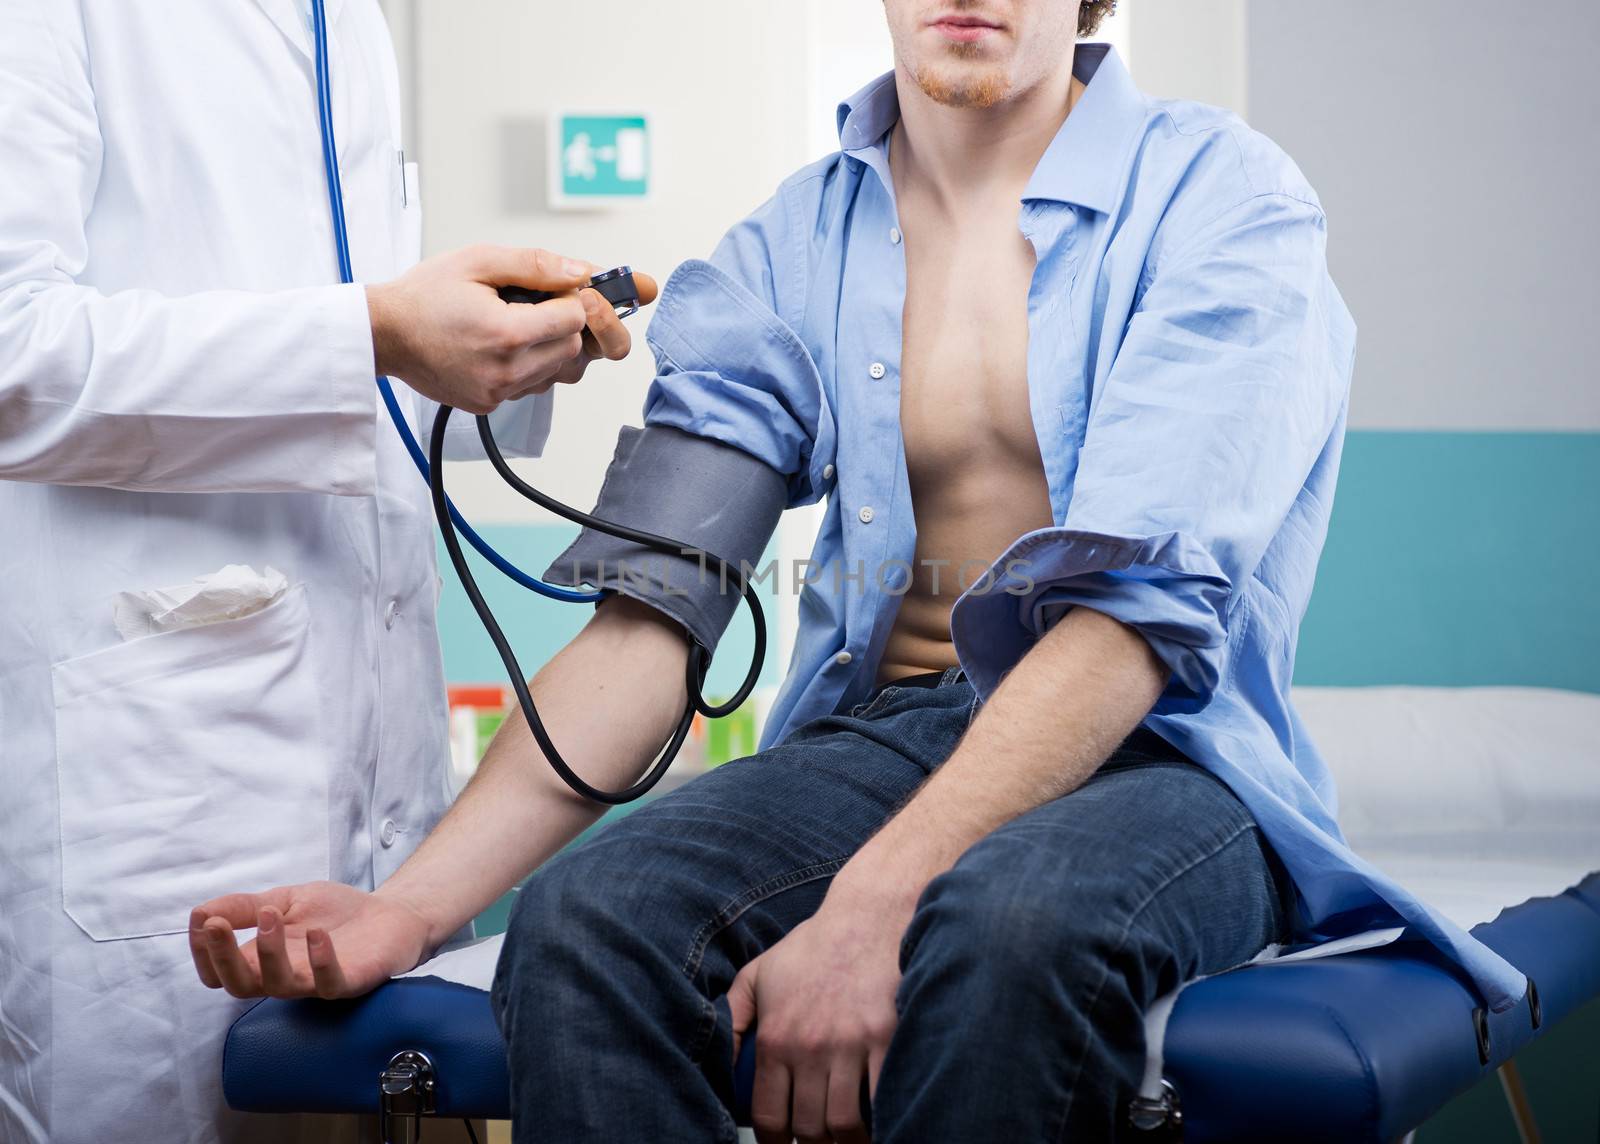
[
  {"x1": 379, "y1": 818, "x2": 398, "y2": 848},
  {"x1": 889, "y1": 227, "x2": 902, "y2": 245},
  {"x1": 858, "y1": 506, "x2": 875, "y2": 524},
  {"x1": 868, "y1": 362, "x2": 886, "y2": 380},
  {"x1": 835, "y1": 651, "x2": 853, "y2": 666},
  {"x1": 384, "y1": 599, "x2": 400, "y2": 629},
  {"x1": 823, "y1": 463, "x2": 835, "y2": 480}
]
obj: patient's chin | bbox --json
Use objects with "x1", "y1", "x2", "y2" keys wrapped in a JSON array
[{"x1": 912, "y1": 62, "x2": 1011, "y2": 109}]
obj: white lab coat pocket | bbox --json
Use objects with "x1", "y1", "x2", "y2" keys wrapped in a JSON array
[{"x1": 52, "y1": 584, "x2": 331, "y2": 941}]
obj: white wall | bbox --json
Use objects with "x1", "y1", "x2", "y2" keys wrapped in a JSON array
[
  {"x1": 1246, "y1": 0, "x2": 1600, "y2": 431},
  {"x1": 1127, "y1": 0, "x2": 1246, "y2": 114},
  {"x1": 1125, "y1": 0, "x2": 1600, "y2": 432},
  {"x1": 803, "y1": 0, "x2": 895, "y2": 161}
]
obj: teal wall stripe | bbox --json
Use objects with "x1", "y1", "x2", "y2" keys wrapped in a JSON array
[
  {"x1": 1296, "y1": 432, "x2": 1600, "y2": 693},
  {"x1": 438, "y1": 432, "x2": 1600, "y2": 696}
]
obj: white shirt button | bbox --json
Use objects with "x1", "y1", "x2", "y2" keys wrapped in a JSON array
[
  {"x1": 822, "y1": 463, "x2": 835, "y2": 480},
  {"x1": 384, "y1": 599, "x2": 400, "y2": 629},
  {"x1": 379, "y1": 818, "x2": 398, "y2": 848},
  {"x1": 858, "y1": 506, "x2": 875, "y2": 524},
  {"x1": 868, "y1": 362, "x2": 886, "y2": 380},
  {"x1": 889, "y1": 227, "x2": 902, "y2": 245},
  {"x1": 835, "y1": 651, "x2": 854, "y2": 666}
]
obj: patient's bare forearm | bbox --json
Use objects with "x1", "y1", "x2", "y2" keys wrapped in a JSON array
[
  {"x1": 833, "y1": 607, "x2": 1169, "y2": 912},
  {"x1": 374, "y1": 596, "x2": 691, "y2": 950}
]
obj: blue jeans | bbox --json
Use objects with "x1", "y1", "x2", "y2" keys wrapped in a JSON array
[{"x1": 491, "y1": 673, "x2": 1288, "y2": 1141}]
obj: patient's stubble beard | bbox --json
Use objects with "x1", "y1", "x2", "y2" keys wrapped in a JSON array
[{"x1": 913, "y1": 42, "x2": 1010, "y2": 109}]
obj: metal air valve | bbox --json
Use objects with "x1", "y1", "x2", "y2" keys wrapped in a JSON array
[{"x1": 379, "y1": 1049, "x2": 437, "y2": 1144}]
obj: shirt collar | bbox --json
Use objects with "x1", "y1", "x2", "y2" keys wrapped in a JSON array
[
  {"x1": 836, "y1": 70, "x2": 900, "y2": 154},
  {"x1": 1024, "y1": 45, "x2": 1147, "y2": 212},
  {"x1": 834, "y1": 44, "x2": 1148, "y2": 215}
]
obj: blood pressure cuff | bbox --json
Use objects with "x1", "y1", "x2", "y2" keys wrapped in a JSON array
[{"x1": 542, "y1": 424, "x2": 787, "y2": 651}]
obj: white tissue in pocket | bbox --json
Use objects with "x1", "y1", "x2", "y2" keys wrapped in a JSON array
[{"x1": 113, "y1": 564, "x2": 289, "y2": 641}]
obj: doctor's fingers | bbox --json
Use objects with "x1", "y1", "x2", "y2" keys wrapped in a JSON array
[
  {"x1": 575, "y1": 270, "x2": 657, "y2": 363},
  {"x1": 468, "y1": 244, "x2": 594, "y2": 293},
  {"x1": 633, "y1": 271, "x2": 660, "y2": 309},
  {"x1": 580, "y1": 289, "x2": 633, "y2": 362},
  {"x1": 496, "y1": 292, "x2": 588, "y2": 351},
  {"x1": 504, "y1": 330, "x2": 587, "y2": 397}
]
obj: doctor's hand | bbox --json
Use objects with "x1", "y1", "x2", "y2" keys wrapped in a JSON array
[
  {"x1": 189, "y1": 882, "x2": 431, "y2": 999},
  {"x1": 366, "y1": 245, "x2": 658, "y2": 416}
]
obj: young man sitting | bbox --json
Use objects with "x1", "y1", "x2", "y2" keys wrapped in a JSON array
[{"x1": 193, "y1": 1, "x2": 1527, "y2": 1139}]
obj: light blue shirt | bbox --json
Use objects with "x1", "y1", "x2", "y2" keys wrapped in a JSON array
[{"x1": 641, "y1": 46, "x2": 1524, "y2": 1012}]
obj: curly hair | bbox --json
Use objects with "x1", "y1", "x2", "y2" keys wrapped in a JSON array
[{"x1": 1078, "y1": 0, "x2": 1117, "y2": 37}]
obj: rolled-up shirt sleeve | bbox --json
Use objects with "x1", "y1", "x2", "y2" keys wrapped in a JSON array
[
  {"x1": 642, "y1": 191, "x2": 835, "y2": 507},
  {"x1": 951, "y1": 192, "x2": 1350, "y2": 711}
]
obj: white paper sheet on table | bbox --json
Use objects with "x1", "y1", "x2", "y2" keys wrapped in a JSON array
[
  {"x1": 400, "y1": 933, "x2": 505, "y2": 991},
  {"x1": 398, "y1": 916, "x2": 1414, "y2": 995}
]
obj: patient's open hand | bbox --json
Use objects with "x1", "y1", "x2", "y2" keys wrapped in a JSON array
[{"x1": 189, "y1": 882, "x2": 431, "y2": 999}]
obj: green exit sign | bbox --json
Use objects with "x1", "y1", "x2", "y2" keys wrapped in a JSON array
[{"x1": 548, "y1": 112, "x2": 651, "y2": 208}]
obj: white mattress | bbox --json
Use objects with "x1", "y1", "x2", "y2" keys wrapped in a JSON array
[{"x1": 1294, "y1": 686, "x2": 1600, "y2": 929}]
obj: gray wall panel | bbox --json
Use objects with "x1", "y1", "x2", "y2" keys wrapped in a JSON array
[{"x1": 1247, "y1": 0, "x2": 1600, "y2": 429}]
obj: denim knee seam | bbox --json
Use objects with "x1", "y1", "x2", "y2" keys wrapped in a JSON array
[
  {"x1": 678, "y1": 857, "x2": 852, "y2": 982},
  {"x1": 1048, "y1": 822, "x2": 1263, "y2": 1142},
  {"x1": 679, "y1": 857, "x2": 851, "y2": 1071}
]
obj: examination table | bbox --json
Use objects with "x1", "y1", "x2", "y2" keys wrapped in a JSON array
[{"x1": 223, "y1": 688, "x2": 1600, "y2": 1141}]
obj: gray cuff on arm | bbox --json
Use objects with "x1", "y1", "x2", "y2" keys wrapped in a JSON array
[{"x1": 542, "y1": 425, "x2": 787, "y2": 651}]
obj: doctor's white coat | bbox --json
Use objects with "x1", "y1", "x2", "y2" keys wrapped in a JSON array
[{"x1": 0, "y1": 2, "x2": 550, "y2": 1140}]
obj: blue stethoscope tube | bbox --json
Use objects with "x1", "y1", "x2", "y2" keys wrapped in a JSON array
[{"x1": 309, "y1": 0, "x2": 596, "y2": 604}]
